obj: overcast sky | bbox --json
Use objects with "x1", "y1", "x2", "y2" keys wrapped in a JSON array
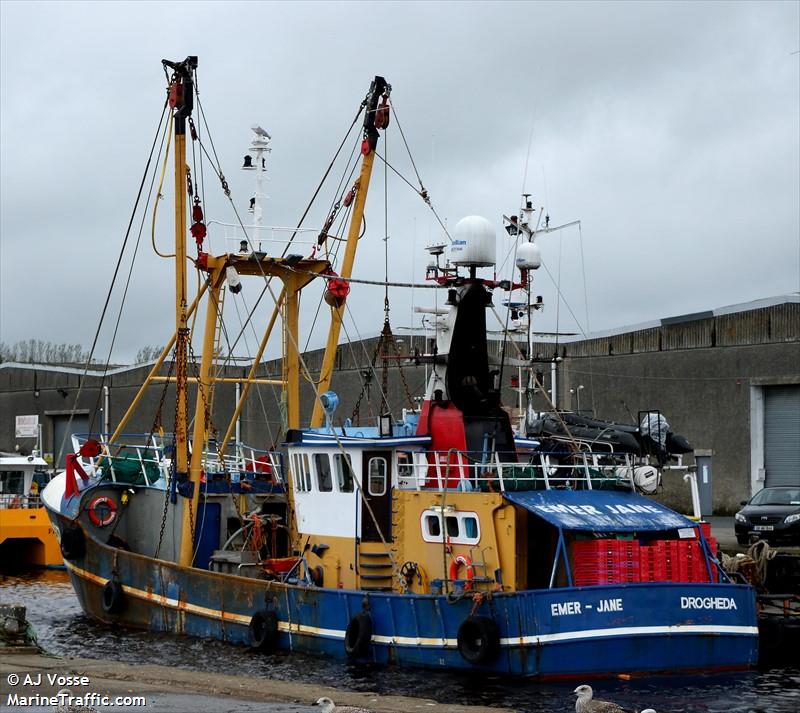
[{"x1": 1, "y1": 1, "x2": 798, "y2": 364}]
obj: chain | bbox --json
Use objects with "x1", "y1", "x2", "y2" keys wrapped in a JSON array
[
  {"x1": 154, "y1": 356, "x2": 177, "y2": 559},
  {"x1": 350, "y1": 340, "x2": 380, "y2": 425},
  {"x1": 389, "y1": 329, "x2": 416, "y2": 409},
  {"x1": 175, "y1": 328, "x2": 193, "y2": 543}
]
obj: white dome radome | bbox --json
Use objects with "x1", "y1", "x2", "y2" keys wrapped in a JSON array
[
  {"x1": 449, "y1": 215, "x2": 496, "y2": 267},
  {"x1": 515, "y1": 241, "x2": 542, "y2": 270}
]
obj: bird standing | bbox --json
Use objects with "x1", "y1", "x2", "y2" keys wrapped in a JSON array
[
  {"x1": 312, "y1": 696, "x2": 375, "y2": 713},
  {"x1": 574, "y1": 684, "x2": 628, "y2": 713}
]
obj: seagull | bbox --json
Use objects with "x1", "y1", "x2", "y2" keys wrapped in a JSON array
[
  {"x1": 312, "y1": 697, "x2": 374, "y2": 713},
  {"x1": 54, "y1": 689, "x2": 98, "y2": 713},
  {"x1": 574, "y1": 684, "x2": 628, "y2": 713}
]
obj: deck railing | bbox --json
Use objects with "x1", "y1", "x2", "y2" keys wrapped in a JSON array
[
  {"x1": 70, "y1": 434, "x2": 283, "y2": 487},
  {"x1": 0, "y1": 493, "x2": 42, "y2": 509},
  {"x1": 397, "y1": 450, "x2": 637, "y2": 493}
]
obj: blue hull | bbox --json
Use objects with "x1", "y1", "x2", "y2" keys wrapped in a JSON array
[{"x1": 51, "y1": 512, "x2": 759, "y2": 678}]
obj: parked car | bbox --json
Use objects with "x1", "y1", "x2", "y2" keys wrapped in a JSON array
[{"x1": 735, "y1": 486, "x2": 800, "y2": 546}]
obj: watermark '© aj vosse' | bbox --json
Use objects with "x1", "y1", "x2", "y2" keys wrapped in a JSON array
[{"x1": 5, "y1": 672, "x2": 147, "y2": 708}]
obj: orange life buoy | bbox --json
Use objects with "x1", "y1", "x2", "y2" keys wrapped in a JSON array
[
  {"x1": 449, "y1": 555, "x2": 474, "y2": 591},
  {"x1": 88, "y1": 495, "x2": 118, "y2": 527}
]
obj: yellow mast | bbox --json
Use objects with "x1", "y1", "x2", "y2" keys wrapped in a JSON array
[
  {"x1": 310, "y1": 76, "x2": 389, "y2": 427},
  {"x1": 162, "y1": 56, "x2": 199, "y2": 568},
  {"x1": 156, "y1": 61, "x2": 379, "y2": 565}
]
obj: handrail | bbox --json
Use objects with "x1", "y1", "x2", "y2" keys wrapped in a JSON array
[
  {"x1": 0, "y1": 493, "x2": 42, "y2": 509},
  {"x1": 69, "y1": 433, "x2": 284, "y2": 487},
  {"x1": 399, "y1": 449, "x2": 636, "y2": 493}
]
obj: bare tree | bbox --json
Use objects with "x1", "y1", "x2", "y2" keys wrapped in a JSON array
[
  {"x1": 0, "y1": 340, "x2": 90, "y2": 364},
  {"x1": 135, "y1": 345, "x2": 165, "y2": 363}
]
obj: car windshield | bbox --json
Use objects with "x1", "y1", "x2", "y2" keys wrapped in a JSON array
[{"x1": 750, "y1": 488, "x2": 800, "y2": 506}]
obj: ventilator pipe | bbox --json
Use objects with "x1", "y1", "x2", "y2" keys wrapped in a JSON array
[{"x1": 683, "y1": 469, "x2": 702, "y2": 520}]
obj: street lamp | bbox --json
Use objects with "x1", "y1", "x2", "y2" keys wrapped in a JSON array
[{"x1": 569, "y1": 384, "x2": 585, "y2": 412}]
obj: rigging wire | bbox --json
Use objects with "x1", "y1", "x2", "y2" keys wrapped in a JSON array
[
  {"x1": 88, "y1": 102, "x2": 174, "y2": 429},
  {"x1": 280, "y1": 103, "x2": 365, "y2": 257},
  {"x1": 577, "y1": 223, "x2": 596, "y2": 415},
  {"x1": 57, "y1": 99, "x2": 170, "y2": 463}
]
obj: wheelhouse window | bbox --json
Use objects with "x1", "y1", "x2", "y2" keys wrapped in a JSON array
[
  {"x1": 314, "y1": 453, "x2": 333, "y2": 492},
  {"x1": 368, "y1": 457, "x2": 387, "y2": 496},
  {"x1": 292, "y1": 452, "x2": 312, "y2": 492},
  {"x1": 0, "y1": 471, "x2": 24, "y2": 495},
  {"x1": 397, "y1": 451, "x2": 414, "y2": 478},
  {"x1": 333, "y1": 453, "x2": 354, "y2": 492},
  {"x1": 421, "y1": 510, "x2": 481, "y2": 545},
  {"x1": 425, "y1": 514, "x2": 441, "y2": 538}
]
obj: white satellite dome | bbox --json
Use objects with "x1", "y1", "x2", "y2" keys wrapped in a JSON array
[
  {"x1": 515, "y1": 241, "x2": 542, "y2": 270},
  {"x1": 449, "y1": 215, "x2": 496, "y2": 267}
]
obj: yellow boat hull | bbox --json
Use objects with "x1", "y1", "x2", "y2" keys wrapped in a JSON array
[{"x1": 0, "y1": 506, "x2": 63, "y2": 568}]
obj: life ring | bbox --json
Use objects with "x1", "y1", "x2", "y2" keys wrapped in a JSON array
[
  {"x1": 344, "y1": 612, "x2": 372, "y2": 658},
  {"x1": 248, "y1": 609, "x2": 279, "y2": 651},
  {"x1": 60, "y1": 526, "x2": 84, "y2": 561},
  {"x1": 101, "y1": 580, "x2": 125, "y2": 615},
  {"x1": 457, "y1": 615, "x2": 500, "y2": 664},
  {"x1": 88, "y1": 496, "x2": 118, "y2": 528},
  {"x1": 449, "y1": 555, "x2": 474, "y2": 591}
]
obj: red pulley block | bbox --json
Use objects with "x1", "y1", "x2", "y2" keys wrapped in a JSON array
[
  {"x1": 361, "y1": 139, "x2": 370, "y2": 156},
  {"x1": 168, "y1": 82, "x2": 182, "y2": 109},
  {"x1": 375, "y1": 97, "x2": 390, "y2": 130},
  {"x1": 191, "y1": 222, "x2": 207, "y2": 242},
  {"x1": 192, "y1": 201, "x2": 203, "y2": 222}
]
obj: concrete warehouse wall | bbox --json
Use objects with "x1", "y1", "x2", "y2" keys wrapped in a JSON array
[{"x1": 1, "y1": 298, "x2": 797, "y2": 515}]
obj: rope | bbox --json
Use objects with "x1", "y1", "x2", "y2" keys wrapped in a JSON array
[{"x1": 721, "y1": 540, "x2": 777, "y2": 588}]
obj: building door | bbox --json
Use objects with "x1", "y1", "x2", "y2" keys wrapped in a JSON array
[
  {"x1": 52, "y1": 414, "x2": 89, "y2": 468},
  {"x1": 764, "y1": 385, "x2": 800, "y2": 487},
  {"x1": 360, "y1": 450, "x2": 392, "y2": 543}
]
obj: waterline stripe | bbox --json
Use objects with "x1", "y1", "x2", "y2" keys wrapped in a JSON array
[{"x1": 65, "y1": 561, "x2": 758, "y2": 647}]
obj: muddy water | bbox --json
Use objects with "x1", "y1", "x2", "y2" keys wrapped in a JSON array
[{"x1": 3, "y1": 571, "x2": 799, "y2": 712}]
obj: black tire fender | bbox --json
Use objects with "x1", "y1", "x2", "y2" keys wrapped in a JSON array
[
  {"x1": 457, "y1": 615, "x2": 500, "y2": 664},
  {"x1": 249, "y1": 609, "x2": 279, "y2": 651},
  {"x1": 101, "y1": 580, "x2": 125, "y2": 615},
  {"x1": 344, "y1": 612, "x2": 372, "y2": 658},
  {"x1": 60, "y1": 526, "x2": 85, "y2": 561}
]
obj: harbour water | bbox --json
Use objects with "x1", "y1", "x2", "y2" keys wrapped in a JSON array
[{"x1": 2, "y1": 571, "x2": 798, "y2": 712}]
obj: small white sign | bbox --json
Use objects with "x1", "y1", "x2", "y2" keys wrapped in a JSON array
[{"x1": 15, "y1": 414, "x2": 39, "y2": 438}]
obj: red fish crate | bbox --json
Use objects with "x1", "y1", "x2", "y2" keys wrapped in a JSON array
[
  {"x1": 639, "y1": 544, "x2": 668, "y2": 582},
  {"x1": 572, "y1": 540, "x2": 641, "y2": 586},
  {"x1": 638, "y1": 539, "x2": 717, "y2": 583},
  {"x1": 684, "y1": 540, "x2": 716, "y2": 582}
]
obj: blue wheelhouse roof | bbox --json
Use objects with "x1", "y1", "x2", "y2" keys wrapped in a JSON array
[
  {"x1": 289, "y1": 432, "x2": 431, "y2": 449},
  {"x1": 504, "y1": 489, "x2": 696, "y2": 532}
]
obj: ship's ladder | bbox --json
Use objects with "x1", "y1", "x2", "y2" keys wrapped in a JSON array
[{"x1": 357, "y1": 542, "x2": 394, "y2": 592}]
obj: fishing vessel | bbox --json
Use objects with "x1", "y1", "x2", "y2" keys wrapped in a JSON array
[
  {"x1": 0, "y1": 453, "x2": 61, "y2": 568},
  {"x1": 42, "y1": 56, "x2": 758, "y2": 678}
]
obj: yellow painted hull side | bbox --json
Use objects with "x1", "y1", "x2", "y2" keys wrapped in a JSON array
[{"x1": 0, "y1": 507, "x2": 63, "y2": 568}]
